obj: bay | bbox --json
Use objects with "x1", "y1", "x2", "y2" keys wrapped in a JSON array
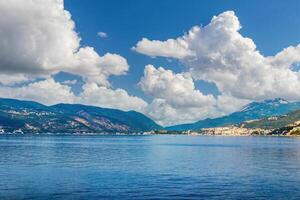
[{"x1": 1, "y1": 135, "x2": 300, "y2": 199}]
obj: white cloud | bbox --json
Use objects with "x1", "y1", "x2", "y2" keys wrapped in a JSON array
[
  {"x1": 97, "y1": 31, "x2": 108, "y2": 38},
  {"x1": 0, "y1": 0, "x2": 78, "y2": 81},
  {"x1": 79, "y1": 83, "x2": 147, "y2": 112},
  {"x1": 134, "y1": 11, "x2": 300, "y2": 103},
  {"x1": 61, "y1": 79, "x2": 77, "y2": 85},
  {"x1": 0, "y1": 74, "x2": 32, "y2": 86},
  {"x1": 145, "y1": 98, "x2": 218, "y2": 126},
  {"x1": 137, "y1": 65, "x2": 252, "y2": 125},
  {"x1": 66, "y1": 48, "x2": 129, "y2": 86},
  {"x1": 139, "y1": 65, "x2": 219, "y2": 125},
  {"x1": 0, "y1": 79, "x2": 148, "y2": 113},
  {"x1": 0, "y1": 79, "x2": 76, "y2": 105},
  {"x1": 0, "y1": 0, "x2": 128, "y2": 86},
  {"x1": 132, "y1": 38, "x2": 194, "y2": 59},
  {"x1": 215, "y1": 95, "x2": 250, "y2": 115},
  {"x1": 0, "y1": 0, "x2": 146, "y2": 115},
  {"x1": 4, "y1": 2, "x2": 300, "y2": 126},
  {"x1": 139, "y1": 65, "x2": 215, "y2": 107}
]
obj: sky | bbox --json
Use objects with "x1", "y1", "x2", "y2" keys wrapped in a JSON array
[
  {"x1": 0, "y1": 0, "x2": 300, "y2": 126},
  {"x1": 64, "y1": 0, "x2": 300, "y2": 98}
]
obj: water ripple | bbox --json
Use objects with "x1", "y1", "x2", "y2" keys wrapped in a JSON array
[{"x1": 1, "y1": 135, "x2": 300, "y2": 199}]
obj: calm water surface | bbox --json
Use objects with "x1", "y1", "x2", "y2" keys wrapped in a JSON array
[{"x1": 1, "y1": 135, "x2": 300, "y2": 199}]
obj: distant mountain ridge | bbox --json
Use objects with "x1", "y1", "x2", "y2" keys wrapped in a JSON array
[
  {"x1": 0, "y1": 98, "x2": 161, "y2": 133},
  {"x1": 2, "y1": 97, "x2": 300, "y2": 133},
  {"x1": 167, "y1": 98, "x2": 300, "y2": 131}
]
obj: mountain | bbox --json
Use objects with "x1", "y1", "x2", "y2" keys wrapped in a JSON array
[
  {"x1": 238, "y1": 108, "x2": 300, "y2": 136},
  {"x1": 241, "y1": 109, "x2": 300, "y2": 130},
  {"x1": 166, "y1": 98, "x2": 300, "y2": 131},
  {"x1": 0, "y1": 98, "x2": 161, "y2": 133}
]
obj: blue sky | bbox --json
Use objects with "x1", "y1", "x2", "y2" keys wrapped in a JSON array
[
  {"x1": 1, "y1": 1, "x2": 300, "y2": 125},
  {"x1": 64, "y1": 0, "x2": 300, "y2": 99}
]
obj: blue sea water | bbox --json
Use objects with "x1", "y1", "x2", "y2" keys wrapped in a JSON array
[{"x1": 1, "y1": 135, "x2": 300, "y2": 200}]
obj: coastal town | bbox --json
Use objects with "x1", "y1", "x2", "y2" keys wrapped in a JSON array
[{"x1": 150, "y1": 120, "x2": 300, "y2": 136}]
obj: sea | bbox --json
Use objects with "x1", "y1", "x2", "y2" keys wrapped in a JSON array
[{"x1": 1, "y1": 134, "x2": 300, "y2": 199}]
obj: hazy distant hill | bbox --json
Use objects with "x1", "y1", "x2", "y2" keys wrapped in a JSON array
[
  {"x1": 0, "y1": 98, "x2": 161, "y2": 133},
  {"x1": 167, "y1": 98, "x2": 300, "y2": 131}
]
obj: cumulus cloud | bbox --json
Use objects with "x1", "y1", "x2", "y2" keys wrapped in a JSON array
[
  {"x1": 139, "y1": 65, "x2": 219, "y2": 125},
  {"x1": 66, "y1": 48, "x2": 129, "y2": 86},
  {"x1": 0, "y1": 0, "x2": 77, "y2": 80},
  {"x1": 134, "y1": 11, "x2": 300, "y2": 102},
  {"x1": 132, "y1": 38, "x2": 194, "y2": 59},
  {"x1": 0, "y1": 79, "x2": 76, "y2": 105},
  {"x1": 4, "y1": 1, "x2": 300, "y2": 126},
  {"x1": 0, "y1": 0, "x2": 146, "y2": 114},
  {"x1": 79, "y1": 83, "x2": 147, "y2": 112},
  {"x1": 0, "y1": 0, "x2": 147, "y2": 122},
  {"x1": 0, "y1": 79, "x2": 147, "y2": 112},
  {"x1": 137, "y1": 65, "x2": 252, "y2": 125},
  {"x1": 0, "y1": 0, "x2": 128, "y2": 86},
  {"x1": 139, "y1": 65, "x2": 215, "y2": 107}
]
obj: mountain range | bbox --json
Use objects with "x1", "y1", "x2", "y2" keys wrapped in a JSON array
[
  {"x1": 166, "y1": 98, "x2": 300, "y2": 131},
  {"x1": 0, "y1": 98, "x2": 161, "y2": 133},
  {"x1": 1, "y1": 97, "x2": 300, "y2": 134}
]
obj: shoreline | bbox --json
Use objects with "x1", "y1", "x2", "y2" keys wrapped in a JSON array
[{"x1": 0, "y1": 133, "x2": 299, "y2": 137}]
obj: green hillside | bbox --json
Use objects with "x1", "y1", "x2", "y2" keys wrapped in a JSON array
[{"x1": 241, "y1": 110, "x2": 300, "y2": 129}]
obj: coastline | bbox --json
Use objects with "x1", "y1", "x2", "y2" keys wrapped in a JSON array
[{"x1": 1, "y1": 132, "x2": 299, "y2": 137}]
